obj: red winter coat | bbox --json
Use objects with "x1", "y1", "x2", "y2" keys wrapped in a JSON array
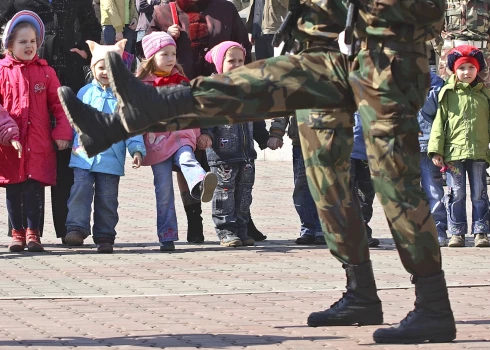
[{"x1": 0, "y1": 54, "x2": 72, "y2": 186}]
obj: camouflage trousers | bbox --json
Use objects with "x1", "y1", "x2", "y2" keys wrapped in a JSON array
[
  {"x1": 190, "y1": 40, "x2": 442, "y2": 277},
  {"x1": 437, "y1": 44, "x2": 490, "y2": 84}
]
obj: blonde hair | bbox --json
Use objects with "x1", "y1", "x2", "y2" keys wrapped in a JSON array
[
  {"x1": 3, "y1": 22, "x2": 39, "y2": 53},
  {"x1": 136, "y1": 56, "x2": 186, "y2": 80}
]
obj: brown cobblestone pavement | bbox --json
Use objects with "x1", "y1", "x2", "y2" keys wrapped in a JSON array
[{"x1": 0, "y1": 160, "x2": 489, "y2": 349}]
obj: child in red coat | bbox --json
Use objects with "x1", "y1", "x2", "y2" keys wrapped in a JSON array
[{"x1": 0, "y1": 11, "x2": 72, "y2": 252}]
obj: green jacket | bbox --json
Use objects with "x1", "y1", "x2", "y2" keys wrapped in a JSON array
[
  {"x1": 101, "y1": 0, "x2": 137, "y2": 33},
  {"x1": 428, "y1": 74, "x2": 490, "y2": 163}
]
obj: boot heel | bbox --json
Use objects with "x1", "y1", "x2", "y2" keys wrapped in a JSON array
[{"x1": 428, "y1": 331, "x2": 456, "y2": 343}]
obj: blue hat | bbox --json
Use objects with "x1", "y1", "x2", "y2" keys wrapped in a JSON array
[{"x1": 2, "y1": 10, "x2": 45, "y2": 49}]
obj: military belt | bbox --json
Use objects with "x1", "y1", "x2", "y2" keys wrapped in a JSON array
[
  {"x1": 444, "y1": 39, "x2": 487, "y2": 49},
  {"x1": 303, "y1": 40, "x2": 340, "y2": 51},
  {"x1": 360, "y1": 38, "x2": 427, "y2": 55}
]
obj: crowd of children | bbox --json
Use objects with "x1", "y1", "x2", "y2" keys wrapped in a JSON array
[{"x1": 1, "y1": 9, "x2": 490, "y2": 253}]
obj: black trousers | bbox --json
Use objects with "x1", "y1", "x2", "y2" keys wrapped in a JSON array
[{"x1": 7, "y1": 149, "x2": 74, "y2": 238}]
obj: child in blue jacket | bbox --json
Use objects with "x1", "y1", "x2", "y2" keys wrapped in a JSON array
[{"x1": 64, "y1": 40, "x2": 146, "y2": 253}]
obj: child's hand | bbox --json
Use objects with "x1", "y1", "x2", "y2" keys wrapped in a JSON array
[
  {"x1": 55, "y1": 140, "x2": 70, "y2": 150},
  {"x1": 167, "y1": 24, "x2": 181, "y2": 39},
  {"x1": 10, "y1": 139, "x2": 22, "y2": 158},
  {"x1": 197, "y1": 134, "x2": 212, "y2": 150},
  {"x1": 132, "y1": 152, "x2": 143, "y2": 169},
  {"x1": 432, "y1": 153, "x2": 444, "y2": 167},
  {"x1": 267, "y1": 137, "x2": 283, "y2": 150}
]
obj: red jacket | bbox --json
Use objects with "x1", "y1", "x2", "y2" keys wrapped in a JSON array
[{"x1": 0, "y1": 54, "x2": 72, "y2": 186}]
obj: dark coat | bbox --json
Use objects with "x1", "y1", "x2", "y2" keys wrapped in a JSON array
[{"x1": 0, "y1": 0, "x2": 101, "y2": 92}]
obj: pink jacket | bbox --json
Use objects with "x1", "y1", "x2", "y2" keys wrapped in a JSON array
[
  {"x1": 141, "y1": 72, "x2": 200, "y2": 166},
  {"x1": 0, "y1": 55, "x2": 72, "y2": 186},
  {"x1": 0, "y1": 103, "x2": 18, "y2": 145}
]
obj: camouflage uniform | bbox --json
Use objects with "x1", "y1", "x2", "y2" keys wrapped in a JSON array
[
  {"x1": 434, "y1": 0, "x2": 490, "y2": 83},
  {"x1": 186, "y1": 0, "x2": 444, "y2": 278}
]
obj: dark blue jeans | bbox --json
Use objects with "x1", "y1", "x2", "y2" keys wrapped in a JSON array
[
  {"x1": 65, "y1": 168, "x2": 120, "y2": 244},
  {"x1": 292, "y1": 145, "x2": 323, "y2": 237},
  {"x1": 6, "y1": 180, "x2": 43, "y2": 230},
  {"x1": 211, "y1": 161, "x2": 255, "y2": 239},
  {"x1": 102, "y1": 25, "x2": 135, "y2": 53},
  {"x1": 445, "y1": 160, "x2": 490, "y2": 236},
  {"x1": 350, "y1": 158, "x2": 375, "y2": 238}
]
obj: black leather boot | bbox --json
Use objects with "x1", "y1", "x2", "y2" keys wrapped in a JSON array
[
  {"x1": 247, "y1": 215, "x2": 267, "y2": 241},
  {"x1": 105, "y1": 51, "x2": 195, "y2": 133},
  {"x1": 307, "y1": 261, "x2": 383, "y2": 327},
  {"x1": 373, "y1": 271, "x2": 456, "y2": 344},
  {"x1": 58, "y1": 86, "x2": 130, "y2": 157},
  {"x1": 184, "y1": 203, "x2": 204, "y2": 243}
]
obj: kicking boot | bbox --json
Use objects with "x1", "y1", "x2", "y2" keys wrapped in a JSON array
[
  {"x1": 9, "y1": 229, "x2": 26, "y2": 252},
  {"x1": 58, "y1": 86, "x2": 131, "y2": 157},
  {"x1": 105, "y1": 51, "x2": 195, "y2": 133},
  {"x1": 247, "y1": 216, "x2": 267, "y2": 241},
  {"x1": 307, "y1": 261, "x2": 383, "y2": 327},
  {"x1": 184, "y1": 203, "x2": 205, "y2": 243},
  {"x1": 373, "y1": 271, "x2": 456, "y2": 344}
]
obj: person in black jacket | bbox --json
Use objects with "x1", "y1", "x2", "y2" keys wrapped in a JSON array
[{"x1": 0, "y1": 0, "x2": 101, "y2": 243}]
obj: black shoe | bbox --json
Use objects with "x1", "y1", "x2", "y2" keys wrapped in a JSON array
[
  {"x1": 58, "y1": 86, "x2": 130, "y2": 157},
  {"x1": 97, "y1": 242, "x2": 114, "y2": 254},
  {"x1": 247, "y1": 216, "x2": 267, "y2": 241},
  {"x1": 314, "y1": 236, "x2": 327, "y2": 245},
  {"x1": 160, "y1": 241, "x2": 176, "y2": 251},
  {"x1": 307, "y1": 261, "x2": 383, "y2": 327},
  {"x1": 368, "y1": 237, "x2": 380, "y2": 248},
  {"x1": 105, "y1": 51, "x2": 195, "y2": 133},
  {"x1": 295, "y1": 235, "x2": 315, "y2": 244},
  {"x1": 184, "y1": 203, "x2": 204, "y2": 243},
  {"x1": 373, "y1": 271, "x2": 456, "y2": 344}
]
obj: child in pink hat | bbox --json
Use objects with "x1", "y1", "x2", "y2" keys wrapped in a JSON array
[{"x1": 137, "y1": 31, "x2": 218, "y2": 252}]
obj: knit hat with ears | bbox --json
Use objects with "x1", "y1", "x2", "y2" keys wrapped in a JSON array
[
  {"x1": 87, "y1": 39, "x2": 127, "y2": 67},
  {"x1": 447, "y1": 45, "x2": 486, "y2": 73},
  {"x1": 2, "y1": 10, "x2": 45, "y2": 49},
  {"x1": 142, "y1": 32, "x2": 176, "y2": 59},
  {"x1": 205, "y1": 41, "x2": 246, "y2": 74}
]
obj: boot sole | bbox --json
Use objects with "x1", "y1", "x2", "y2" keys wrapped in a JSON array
[
  {"x1": 201, "y1": 173, "x2": 218, "y2": 203},
  {"x1": 373, "y1": 330, "x2": 456, "y2": 344},
  {"x1": 8, "y1": 244, "x2": 25, "y2": 252},
  {"x1": 220, "y1": 240, "x2": 242, "y2": 247},
  {"x1": 308, "y1": 317, "x2": 384, "y2": 327},
  {"x1": 27, "y1": 244, "x2": 44, "y2": 252}
]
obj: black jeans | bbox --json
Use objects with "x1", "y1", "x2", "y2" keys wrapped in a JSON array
[
  {"x1": 350, "y1": 158, "x2": 375, "y2": 238},
  {"x1": 6, "y1": 180, "x2": 44, "y2": 231}
]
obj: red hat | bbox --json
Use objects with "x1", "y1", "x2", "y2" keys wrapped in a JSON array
[{"x1": 447, "y1": 45, "x2": 486, "y2": 73}]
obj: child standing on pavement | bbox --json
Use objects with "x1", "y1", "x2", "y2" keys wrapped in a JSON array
[
  {"x1": 0, "y1": 11, "x2": 72, "y2": 252},
  {"x1": 417, "y1": 71, "x2": 446, "y2": 247},
  {"x1": 138, "y1": 32, "x2": 217, "y2": 252},
  {"x1": 429, "y1": 45, "x2": 490, "y2": 248},
  {"x1": 64, "y1": 39, "x2": 146, "y2": 253},
  {"x1": 198, "y1": 41, "x2": 262, "y2": 247}
]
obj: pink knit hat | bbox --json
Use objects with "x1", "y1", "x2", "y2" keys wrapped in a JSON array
[
  {"x1": 205, "y1": 41, "x2": 246, "y2": 74},
  {"x1": 142, "y1": 32, "x2": 176, "y2": 59}
]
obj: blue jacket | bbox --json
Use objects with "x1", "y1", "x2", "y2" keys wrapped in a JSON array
[
  {"x1": 417, "y1": 72, "x2": 444, "y2": 153},
  {"x1": 351, "y1": 112, "x2": 367, "y2": 161},
  {"x1": 202, "y1": 121, "x2": 268, "y2": 166},
  {"x1": 69, "y1": 81, "x2": 146, "y2": 176}
]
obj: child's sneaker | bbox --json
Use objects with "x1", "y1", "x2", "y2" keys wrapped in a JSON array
[
  {"x1": 438, "y1": 236, "x2": 448, "y2": 247},
  {"x1": 200, "y1": 172, "x2": 218, "y2": 203},
  {"x1": 160, "y1": 241, "x2": 176, "y2": 251},
  {"x1": 295, "y1": 234, "x2": 315, "y2": 244},
  {"x1": 64, "y1": 230, "x2": 86, "y2": 246},
  {"x1": 219, "y1": 233, "x2": 242, "y2": 247},
  {"x1": 474, "y1": 234, "x2": 490, "y2": 247},
  {"x1": 97, "y1": 242, "x2": 114, "y2": 254},
  {"x1": 447, "y1": 235, "x2": 465, "y2": 247}
]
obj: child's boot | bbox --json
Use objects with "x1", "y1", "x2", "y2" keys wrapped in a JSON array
[
  {"x1": 247, "y1": 216, "x2": 267, "y2": 241},
  {"x1": 9, "y1": 229, "x2": 26, "y2": 252},
  {"x1": 26, "y1": 229, "x2": 44, "y2": 252},
  {"x1": 105, "y1": 51, "x2": 195, "y2": 133},
  {"x1": 184, "y1": 203, "x2": 204, "y2": 243}
]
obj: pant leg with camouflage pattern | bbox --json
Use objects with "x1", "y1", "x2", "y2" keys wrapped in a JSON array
[{"x1": 189, "y1": 47, "x2": 441, "y2": 277}]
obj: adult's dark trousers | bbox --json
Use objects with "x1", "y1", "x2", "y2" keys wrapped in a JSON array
[{"x1": 254, "y1": 34, "x2": 275, "y2": 60}]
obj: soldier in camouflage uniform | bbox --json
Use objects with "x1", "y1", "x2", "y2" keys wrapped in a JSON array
[
  {"x1": 58, "y1": 0, "x2": 457, "y2": 344},
  {"x1": 434, "y1": 0, "x2": 490, "y2": 83}
]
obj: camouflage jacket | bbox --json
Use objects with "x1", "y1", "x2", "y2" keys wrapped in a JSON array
[
  {"x1": 293, "y1": 0, "x2": 445, "y2": 44},
  {"x1": 442, "y1": 0, "x2": 490, "y2": 41}
]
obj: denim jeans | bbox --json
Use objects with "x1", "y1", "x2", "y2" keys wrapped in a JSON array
[
  {"x1": 102, "y1": 25, "x2": 135, "y2": 53},
  {"x1": 6, "y1": 180, "x2": 44, "y2": 230},
  {"x1": 292, "y1": 145, "x2": 323, "y2": 237},
  {"x1": 211, "y1": 161, "x2": 255, "y2": 239},
  {"x1": 350, "y1": 158, "x2": 375, "y2": 238},
  {"x1": 445, "y1": 159, "x2": 490, "y2": 236},
  {"x1": 65, "y1": 168, "x2": 120, "y2": 244},
  {"x1": 420, "y1": 152, "x2": 447, "y2": 239},
  {"x1": 152, "y1": 145, "x2": 206, "y2": 242}
]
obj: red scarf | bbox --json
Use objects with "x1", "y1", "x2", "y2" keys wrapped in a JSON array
[{"x1": 176, "y1": 0, "x2": 210, "y2": 65}]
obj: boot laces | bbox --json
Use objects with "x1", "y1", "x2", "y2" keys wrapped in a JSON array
[{"x1": 329, "y1": 292, "x2": 349, "y2": 309}]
